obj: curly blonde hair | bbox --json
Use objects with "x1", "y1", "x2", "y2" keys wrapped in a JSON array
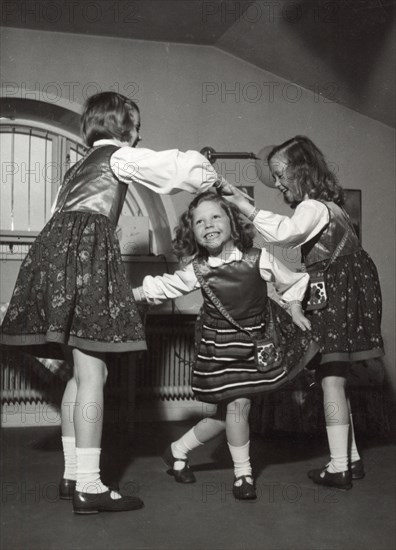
[
  {"x1": 268, "y1": 136, "x2": 344, "y2": 206},
  {"x1": 172, "y1": 191, "x2": 255, "y2": 260}
]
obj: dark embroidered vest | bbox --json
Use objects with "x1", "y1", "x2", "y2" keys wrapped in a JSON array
[
  {"x1": 197, "y1": 248, "x2": 268, "y2": 321},
  {"x1": 302, "y1": 201, "x2": 361, "y2": 268},
  {"x1": 54, "y1": 145, "x2": 127, "y2": 226}
]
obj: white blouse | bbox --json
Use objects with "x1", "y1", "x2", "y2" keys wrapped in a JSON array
[
  {"x1": 51, "y1": 139, "x2": 217, "y2": 215},
  {"x1": 105, "y1": 139, "x2": 218, "y2": 194},
  {"x1": 251, "y1": 200, "x2": 330, "y2": 247},
  {"x1": 136, "y1": 247, "x2": 309, "y2": 306}
]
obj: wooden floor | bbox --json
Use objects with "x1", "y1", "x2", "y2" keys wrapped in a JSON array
[{"x1": 0, "y1": 421, "x2": 395, "y2": 550}]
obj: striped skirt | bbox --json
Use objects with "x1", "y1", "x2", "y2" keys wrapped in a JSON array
[{"x1": 191, "y1": 299, "x2": 319, "y2": 404}]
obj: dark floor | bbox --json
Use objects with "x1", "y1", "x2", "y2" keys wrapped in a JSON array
[{"x1": 0, "y1": 421, "x2": 395, "y2": 550}]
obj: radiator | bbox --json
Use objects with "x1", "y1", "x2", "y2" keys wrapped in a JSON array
[
  {"x1": 1, "y1": 350, "x2": 65, "y2": 404},
  {"x1": 1, "y1": 314, "x2": 197, "y2": 407},
  {"x1": 136, "y1": 314, "x2": 196, "y2": 400}
]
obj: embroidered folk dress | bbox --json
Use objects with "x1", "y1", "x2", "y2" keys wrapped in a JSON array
[
  {"x1": 0, "y1": 140, "x2": 218, "y2": 365},
  {"x1": 250, "y1": 199, "x2": 384, "y2": 365},
  {"x1": 136, "y1": 247, "x2": 319, "y2": 403}
]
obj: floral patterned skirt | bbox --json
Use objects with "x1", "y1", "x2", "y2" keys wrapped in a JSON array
[
  {"x1": 0, "y1": 211, "x2": 146, "y2": 360},
  {"x1": 306, "y1": 249, "x2": 384, "y2": 365}
]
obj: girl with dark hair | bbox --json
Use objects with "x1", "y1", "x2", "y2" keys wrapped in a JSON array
[
  {"x1": 81, "y1": 91, "x2": 142, "y2": 147},
  {"x1": 222, "y1": 136, "x2": 384, "y2": 490},
  {"x1": 133, "y1": 191, "x2": 318, "y2": 500},
  {"x1": 0, "y1": 92, "x2": 224, "y2": 514}
]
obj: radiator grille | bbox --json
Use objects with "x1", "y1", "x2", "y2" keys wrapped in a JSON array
[
  {"x1": 1, "y1": 349, "x2": 65, "y2": 405},
  {"x1": 1, "y1": 314, "x2": 197, "y2": 406},
  {"x1": 136, "y1": 314, "x2": 196, "y2": 400}
]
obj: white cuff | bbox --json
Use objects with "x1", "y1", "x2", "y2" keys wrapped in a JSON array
[
  {"x1": 247, "y1": 207, "x2": 259, "y2": 221},
  {"x1": 133, "y1": 286, "x2": 147, "y2": 302},
  {"x1": 286, "y1": 300, "x2": 303, "y2": 309}
]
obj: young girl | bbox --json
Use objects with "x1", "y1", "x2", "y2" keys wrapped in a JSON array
[
  {"x1": 222, "y1": 135, "x2": 384, "y2": 490},
  {"x1": 132, "y1": 191, "x2": 318, "y2": 500},
  {"x1": 0, "y1": 91, "x2": 223, "y2": 514}
]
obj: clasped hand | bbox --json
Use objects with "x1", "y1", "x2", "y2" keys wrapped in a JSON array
[{"x1": 289, "y1": 304, "x2": 311, "y2": 332}]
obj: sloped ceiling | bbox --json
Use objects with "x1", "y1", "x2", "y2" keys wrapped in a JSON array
[{"x1": 2, "y1": 0, "x2": 395, "y2": 127}]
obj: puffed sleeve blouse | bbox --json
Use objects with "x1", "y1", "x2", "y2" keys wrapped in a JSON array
[
  {"x1": 109, "y1": 140, "x2": 218, "y2": 194},
  {"x1": 250, "y1": 200, "x2": 330, "y2": 247},
  {"x1": 133, "y1": 247, "x2": 309, "y2": 306}
]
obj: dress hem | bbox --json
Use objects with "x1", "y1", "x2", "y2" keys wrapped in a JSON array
[
  {"x1": 319, "y1": 348, "x2": 384, "y2": 365},
  {"x1": 0, "y1": 332, "x2": 147, "y2": 353}
]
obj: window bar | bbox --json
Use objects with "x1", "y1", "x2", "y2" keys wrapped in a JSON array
[
  {"x1": 10, "y1": 128, "x2": 15, "y2": 231},
  {"x1": 44, "y1": 131, "x2": 49, "y2": 222},
  {"x1": 28, "y1": 129, "x2": 32, "y2": 231},
  {"x1": 65, "y1": 139, "x2": 71, "y2": 171},
  {"x1": 60, "y1": 136, "x2": 64, "y2": 183}
]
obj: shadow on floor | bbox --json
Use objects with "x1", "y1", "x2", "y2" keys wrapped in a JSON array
[{"x1": 1, "y1": 422, "x2": 395, "y2": 550}]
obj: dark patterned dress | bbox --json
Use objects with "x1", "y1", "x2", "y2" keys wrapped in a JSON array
[
  {"x1": 302, "y1": 201, "x2": 383, "y2": 365},
  {"x1": 191, "y1": 250, "x2": 319, "y2": 403},
  {"x1": 0, "y1": 145, "x2": 146, "y2": 366}
]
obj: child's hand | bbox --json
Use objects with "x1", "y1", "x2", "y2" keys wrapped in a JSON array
[
  {"x1": 218, "y1": 180, "x2": 237, "y2": 196},
  {"x1": 136, "y1": 301, "x2": 150, "y2": 320},
  {"x1": 220, "y1": 183, "x2": 255, "y2": 217},
  {"x1": 132, "y1": 287, "x2": 150, "y2": 319},
  {"x1": 221, "y1": 182, "x2": 246, "y2": 202},
  {"x1": 289, "y1": 303, "x2": 311, "y2": 331}
]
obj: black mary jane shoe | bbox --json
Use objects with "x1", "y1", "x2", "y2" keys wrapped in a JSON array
[
  {"x1": 59, "y1": 479, "x2": 119, "y2": 500},
  {"x1": 233, "y1": 476, "x2": 257, "y2": 501},
  {"x1": 73, "y1": 490, "x2": 144, "y2": 514},
  {"x1": 308, "y1": 468, "x2": 352, "y2": 490},
  {"x1": 350, "y1": 459, "x2": 365, "y2": 480},
  {"x1": 162, "y1": 446, "x2": 196, "y2": 484},
  {"x1": 59, "y1": 478, "x2": 76, "y2": 500}
]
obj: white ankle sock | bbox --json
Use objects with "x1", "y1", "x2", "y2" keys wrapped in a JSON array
[
  {"x1": 349, "y1": 413, "x2": 361, "y2": 463},
  {"x1": 228, "y1": 441, "x2": 252, "y2": 484},
  {"x1": 326, "y1": 425, "x2": 349, "y2": 473},
  {"x1": 61, "y1": 436, "x2": 77, "y2": 481},
  {"x1": 75, "y1": 447, "x2": 109, "y2": 494},
  {"x1": 171, "y1": 428, "x2": 203, "y2": 471}
]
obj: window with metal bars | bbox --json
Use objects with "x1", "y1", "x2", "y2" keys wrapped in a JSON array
[
  {"x1": 0, "y1": 123, "x2": 145, "y2": 243},
  {"x1": 0, "y1": 123, "x2": 87, "y2": 234}
]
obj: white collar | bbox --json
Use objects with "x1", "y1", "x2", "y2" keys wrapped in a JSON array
[
  {"x1": 93, "y1": 138, "x2": 125, "y2": 148},
  {"x1": 206, "y1": 247, "x2": 242, "y2": 267}
]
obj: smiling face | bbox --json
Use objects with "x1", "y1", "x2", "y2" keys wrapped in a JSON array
[
  {"x1": 192, "y1": 200, "x2": 232, "y2": 256},
  {"x1": 269, "y1": 153, "x2": 298, "y2": 205}
]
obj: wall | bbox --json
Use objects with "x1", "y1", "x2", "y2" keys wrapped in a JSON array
[{"x1": 1, "y1": 27, "x2": 395, "y2": 391}]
